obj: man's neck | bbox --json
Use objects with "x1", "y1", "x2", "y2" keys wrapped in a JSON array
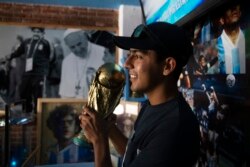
[
  {"x1": 147, "y1": 82, "x2": 179, "y2": 106},
  {"x1": 224, "y1": 25, "x2": 240, "y2": 44}
]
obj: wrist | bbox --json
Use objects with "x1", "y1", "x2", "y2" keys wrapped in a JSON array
[{"x1": 92, "y1": 132, "x2": 109, "y2": 146}]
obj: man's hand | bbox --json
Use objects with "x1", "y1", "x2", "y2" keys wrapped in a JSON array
[
  {"x1": 79, "y1": 106, "x2": 109, "y2": 145},
  {"x1": 79, "y1": 106, "x2": 113, "y2": 167}
]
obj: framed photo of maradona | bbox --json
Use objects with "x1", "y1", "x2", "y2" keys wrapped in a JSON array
[
  {"x1": 0, "y1": 25, "x2": 117, "y2": 113},
  {"x1": 36, "y1": 98, "x2": 93, "y2": 166}
]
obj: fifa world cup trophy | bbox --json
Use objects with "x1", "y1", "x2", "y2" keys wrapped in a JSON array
[{"x1": 73, "y1": 63, "x2": 126, "y2": 146}]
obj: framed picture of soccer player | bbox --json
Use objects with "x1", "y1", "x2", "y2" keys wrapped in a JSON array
[{"x1": 36, "y1": 98, "x2": 95, "y2": 165}]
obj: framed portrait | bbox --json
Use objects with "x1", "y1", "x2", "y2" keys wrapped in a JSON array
[{"x1": 36, "y1": 98, "x2": 94, "y2": 166}]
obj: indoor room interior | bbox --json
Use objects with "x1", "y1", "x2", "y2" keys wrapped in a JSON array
[{"x1": 0, "y1": 0, "x2": 249, "y2": 167}]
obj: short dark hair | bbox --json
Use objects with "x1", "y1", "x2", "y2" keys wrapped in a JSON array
[
  {"x1": 46, "y1": 105, "x2": 80, "y2": 133},
  {"x1": 217, "y1": 1, "x2": 242, "y2": 19},
  {"x1": 30, "y1": 27, "x2": 45, "y2": 33}
]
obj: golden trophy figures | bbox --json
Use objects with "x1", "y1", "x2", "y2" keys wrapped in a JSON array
[{"x1": 73, "y1": 63, "x2": 126, "y2": 146}]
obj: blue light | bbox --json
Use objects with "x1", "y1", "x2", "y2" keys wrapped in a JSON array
[
  {"x1": 11, "y1": 160, "x2": 17, "y2": 166},
  {"x1": 146, "y1": 0, "x2": 205, "y2": 24},
  {"x1": 19, "y1": 118, "x2": 28, "y2": 124}
]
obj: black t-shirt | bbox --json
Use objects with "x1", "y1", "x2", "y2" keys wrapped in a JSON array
[
  {"x1": 123, "y1": 93, "x2": 200, "y2": 167},
  {"x1": 11, "y1": 37, "x2": 51, "y2": 76}
]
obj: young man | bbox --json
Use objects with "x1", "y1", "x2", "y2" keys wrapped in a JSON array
[{"x1": 79, "y1": 22, "x2": 200, "y2": 167}]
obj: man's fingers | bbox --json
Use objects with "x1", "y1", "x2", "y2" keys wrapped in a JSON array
[{"x1": 81, "y1": 106, "x2": 96, "y2": 119}]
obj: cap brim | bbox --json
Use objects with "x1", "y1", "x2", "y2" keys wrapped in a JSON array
[{"x1": 113, "y1": 36, "x2": 155, "y2": 50}]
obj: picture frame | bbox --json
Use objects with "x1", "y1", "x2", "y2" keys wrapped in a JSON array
[
  {"x1": 0, "y1": 25, "x2": 117, "y2": 112},
  {"x1": 36, "y1": 98, "x2": 90, "y2": 165}
]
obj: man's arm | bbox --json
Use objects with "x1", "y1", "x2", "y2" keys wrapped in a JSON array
[
  {"x1": 8, "y1": 40, "x2": 25, "y2": 60},
  {"x1": 109, "y1": 124, "x2": 128, "y2": 156},
  {"x1": 79, "y1": 107, "x2": 114, "y2": 167},
  {"x1": 91, "y1": 124, "x2": 128, "y2": 167},
  {"x1": 210, "y1": 86, "x2": 219, "y2": 105},
  {"x1": 92, "y1": 134, "x2": 112, "y2": 167}
]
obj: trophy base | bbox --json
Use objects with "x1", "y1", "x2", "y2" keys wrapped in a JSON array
[{"x1": 72, "y1": 136, "x2": 93, "y2": 148}]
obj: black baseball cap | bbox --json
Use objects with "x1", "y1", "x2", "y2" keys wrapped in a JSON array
[{"x1": 113, "y1": 22, "x2": 193, "y2": 67}]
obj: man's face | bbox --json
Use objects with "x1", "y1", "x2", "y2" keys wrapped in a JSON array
[
  {"x1": 58, "y1": 114, "x2": 77, "y2": 140},
  {"x1": 199, "y1": 57, "x2": 206, "y2": 67},
  {"x1": 32, "y1": 28, "x2": 44, "y2": 40},
  {"x1": 222, "y1": 4, "x2": 241, "y2": 26},
  {"x1": 124, "y1": 49, "x2": 165, "y2": 94},
  {"x1": 65, "y1": 32, "x2": 89, "y2": 58}
]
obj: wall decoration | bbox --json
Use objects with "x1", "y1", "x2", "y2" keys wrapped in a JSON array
[
  {"x1": 178, "y1": 1, "x2": 250, "y2": 166},
  {"x1": 36, "y1": 98, "x2": 93, "y2": 165},
  {"x1": 0, "y1": 25, "x2": 116, "y2": 113}
]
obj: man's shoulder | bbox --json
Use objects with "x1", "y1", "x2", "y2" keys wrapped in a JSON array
[
  {"x1": 24, "y1": 38, "x2": 32, "y2": 43},
  {"x1": 63, "y1": 53, "x2": 75, "y2": 62},
  {"x1": 40, "y1": 38, "x2": 50, "y2": 45}
]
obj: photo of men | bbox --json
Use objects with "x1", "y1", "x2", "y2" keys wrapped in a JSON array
[{"x1": 0, "y1": 25, "x2": 115, "y2": 110}]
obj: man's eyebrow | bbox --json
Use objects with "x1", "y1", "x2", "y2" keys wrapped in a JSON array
[
  {"x1": 128, "y1": 50, "x2": 137, "y2": 54},
  {"x1": 128, "y1": 49, "x2": 144, "y2": 54}
]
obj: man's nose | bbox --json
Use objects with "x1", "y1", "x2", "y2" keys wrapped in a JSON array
[{"x1": 124, "y1": 56, "x2": 133, "y2": 69}]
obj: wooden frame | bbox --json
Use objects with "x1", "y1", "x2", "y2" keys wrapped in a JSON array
[{"x1": 36, "y1": 98, "x2": 89, "y2": 165}]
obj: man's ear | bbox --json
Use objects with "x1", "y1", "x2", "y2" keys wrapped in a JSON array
[
  {"x1": 163, "y1": 57, "x2": 176, "y2": 76},
  {"x1": 219, "y1": 18, "x2": 224, "y2": 26}
]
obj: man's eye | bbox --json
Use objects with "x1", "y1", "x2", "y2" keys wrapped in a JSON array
[{"x1": 135, "y1": 54, "x2": 143, "y2": 59}]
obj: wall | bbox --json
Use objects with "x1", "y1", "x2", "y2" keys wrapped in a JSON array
[
  {"x1": 117, "y1": 5, "x2": 146, "y2": 101},
  {"x1": 0, "y1": 0, "x2": 140, "y2": 9},
  {"x1": 0, "y1": 2, "x2": 118, "y2": 29},
  {"x1": 0, "y1": 123, "x2": 36, "y2": 167}
]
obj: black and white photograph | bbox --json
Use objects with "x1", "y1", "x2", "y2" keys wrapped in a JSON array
[{"x1": 0, "y1": 25, "x2": 116, "y2": 113}]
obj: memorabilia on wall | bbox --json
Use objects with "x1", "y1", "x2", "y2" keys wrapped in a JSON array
[
  {"x1": 36, "y1": 98, "x2": 91, "y2": 165},
  {"x1": 178, "y1": 1, "x2": 250, "y2": 166},
  {"x1": 0, "y1": 25, "x2": 116, "y2": 113}
]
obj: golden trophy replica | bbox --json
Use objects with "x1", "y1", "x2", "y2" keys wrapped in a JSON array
[{"x1": 73, "y1": 63, "x2": 126, "y2": 146}]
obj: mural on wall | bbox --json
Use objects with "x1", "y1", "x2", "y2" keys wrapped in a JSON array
[
  {"x1": 178, "y1": 1, "x2": 249, "y2": 166},
  {"x1": 0, "y1": 25, "x2": 116, "y2": 113}
]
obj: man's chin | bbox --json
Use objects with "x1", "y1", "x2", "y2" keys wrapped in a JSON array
[
  {"x1": 130, "y1": 86, "x2": 136, "y2": 92},
  {"x1": 63, "y1": 133, "x2": 74, "y2": 139}
]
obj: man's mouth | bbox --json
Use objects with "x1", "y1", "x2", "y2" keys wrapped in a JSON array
[{"x1": 130, "y1": 74, "x2": 137, "y2": 79}]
